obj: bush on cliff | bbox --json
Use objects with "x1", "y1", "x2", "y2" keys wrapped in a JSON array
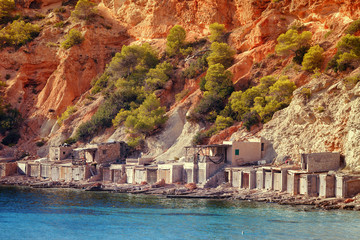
[
  {"x1": 207, "y1": 42, "x2": 235, "y2": 68},
  {"x1": 123, "y1": 94, "x2": 167, "y2": 135},
  {"x1": 108, "y1": 43, "x2": 158, "y2": 81},
  {"x1": 302, "y1": 45, "x2": 324, "y2": 72},
  {"x1": 209, "y1": 22, "x2": 226, "y2": 43},
  {"x1": 166, "y1": 25, "x2": 186, "y2": 56},
  {"x1": 345, "y1": 19, "x2": 360, "y2": 35},
  {"x1": 61, "y1": 29, "x2": 84, "y2": 49},
  {"x1": 0, "y1": 20, "x2": 40, "y2": 48},
  {"x1": 75, "y1": 91, "x2": 129, "y2": 141},
  {"x1": 0, "y1": 0, "x2": 15, "y2": 24},
  {"x1": 203, "y1": 63, "x2": 233, "y2": 98},
  {"x1": 275, "y1": 29, "x2": 312, "y2": 57},
  {"x1": 144, "y1": 61, "x2": 173, "y2": 92},
  {"x1": 81, "y1": 42, "x2": 169, "y2": 145},
  {"x1": 57, "y1": 106, "x2": 76, "y2": 126},
  {"x1": 189, "y1": 63, "x2": 233, "y2": 122},
  {"x1": 229, "y1": 75, "x2": 296, "y2": 126},
  {"x1": 327, "y1": 34, "x2": 360, "y2": 72},
  {"x1": 71, "y1": 0, "x2": 97, "y2": 22}
]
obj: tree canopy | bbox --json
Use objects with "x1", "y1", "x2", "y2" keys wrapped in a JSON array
[
  {"x1": 302, "y1": 45, "x2": 324, "y2": 72},
  {"x1": 209, "y1": 22, "x2": 226, "y2": 43},
  {"x1": 166, "y1": 25, "x2": 186, "y2": 56},
  {"x1": 229, "y1": 75, "x2": 296, "y2": 123},
  {"x1": 328, "y1": 34, "x2": 360, "y2": 72},
  {"x1": 0, "y1": 0, "x2": 14, "y2": 24},
  {"x1": 108, "y1": 43, "x2": 158, "y2": 80},
  {"x1": 207, "y1": 42, "x2": 235, "y2": 68},
  {"x1": 61, "y1": 29, "x2": 84, "y2": 49},
  {"x1": 0, "y1": 20, "x2": 40, "y2": 48},
  {"x1": 71, "y1": 0, "x2": 97, "y2": 22},
  {"x1": 275, "y1": 29, "x2": 312, "y2": 56},
  {"x1": 204, "y1": 63, "x2": 234, "y2": 98}
]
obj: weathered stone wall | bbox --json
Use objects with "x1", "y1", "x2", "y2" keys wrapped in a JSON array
[
  {"x1": 96, "y1": 142, "x2": 121, "y2": 164},
  {"x1": 49, "y1": 146, "x2": 73, "y2": 161},
  {"x1": 302, "y1": 152, "x2": 340, "y2": 173},
  {"x1": 0, "y1": 163, "x2": 17, "y2": 177}
]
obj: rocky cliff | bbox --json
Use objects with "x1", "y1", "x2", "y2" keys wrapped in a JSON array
[{"x1": 1, "y1": 0, "x2": 360, "y2": 170}]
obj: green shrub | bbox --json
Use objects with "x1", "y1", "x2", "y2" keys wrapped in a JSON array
[
  {"x1": 190, "y1": 92, "x2": 225, "y2": 120},
  {"x1": 75, "y1": 121, "x2": 96, "y2": 141},
  {"x1": 199, "y1": 76, "x2": 206, "y2": 91},
  {"x1": 108, "y1": 43, "x2": 158, "y2": 80},
  {"x1": 327, "y1": 34, "x2": 360, "y2": 72},
  {"x1": 315, "y1": 106, "x2": 325, "y2": 113},
  {"x1": 77, "y1": 41, "x2": 164, "y2": 143},
  {"x1": 299, "y1": 87, "x2": 311, "y2": 99},
  {"x1": 0, "y1": 0, "x2": 15, "y2": 24},
  {"x1": 192, "y1": 131, "x2": 207, "y2": 145},
  {"x1": 229, "y1": 75, "x2": 296, "y2": 125},
  {"x1": 71, "y1": 0, "x2": 97, "y2": 22},
  {"x1": 275, "y1": 29, "x2": 312, "y2": 56},
  {"x1": 123, "y1": 94, "x2": 167, "y2": 135},
  {"x1": 179, "y1": 47, "x2": 193, "y2": 56},
  {"x1": 189, "y1": 63, "x2": 234, "y2": 122},
  {"x1": 144, "y1": 61, "x2": 173, "y2": 92},
  {"x1": 207, "y1": 42, "x2": 235, "y2": 68},
  {"x1": 302, "y1": 45, "x2": 324, "y2": 72},
  {"x1": 204, "y1": 63, "x2": 233, "y2": 98},
  {"x1": 166, "y1": 25, "x2": 186, "y2": 56},
  {"x1": 209, "y1": 22, "x2": 226, "y2": 43},
  {"x1": 0, "y1": 104, "x2": 22, "y2": 135},
  {"x1": 126, "y1": 136, "x2": 144, "y2": 148},
  {"x1": 215, "y1": 115, "x2": 233, "y2": 131},
  {"x1": 268, "y1": 76, "x2": 297, "y2": 103},
  {"x1": 61, "y1": 29, "x2": 84, "y2": 49},
  {"x1": 91, "y1": 73, "x2": 109, "y2": 94},
  {"x1": 343, "y1": 74, "x2": 360, "y2": 89},
  {"x1": 191, "y1": 127, "x2": 218, "y2": 145},
  {"x1": 345, "y1": 19, "x2": 360, "y2": 35},
  {"x1": 54, "y1": 21, "x2": 65, "y2": 28},
  {"x1": 75, "y1": 91, "x2": 128, "y2": 141},
  {"x1": 0, "y1": 20, "x2": 40, "y2": 48},
  {"x1": 57, "y1": 105, "x2": 76, "y2": 125}
]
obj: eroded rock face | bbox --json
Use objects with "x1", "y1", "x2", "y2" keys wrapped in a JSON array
[
  {"x1": 2, "y1": 0, "x2": 360, "y2": 169},
  {"x1": 35, "y1": 24, "x2": 128, "y2": 117},
  {"x1": 145, "y1": 90, "x2": 203, "y2": 161},
  {"x1": 260, "y1": 71, "x2": 360, "y2": 170}
]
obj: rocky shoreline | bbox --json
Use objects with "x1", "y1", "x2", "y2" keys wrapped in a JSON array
[{"x1": 1, "y1": 175, "x2": 360, "y2": 211}]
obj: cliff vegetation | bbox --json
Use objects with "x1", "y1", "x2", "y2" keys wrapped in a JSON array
[{"x1": 1, "y1": 0, "x2": 360, "y2": 171}]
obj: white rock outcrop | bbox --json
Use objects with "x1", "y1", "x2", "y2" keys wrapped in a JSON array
[{"x1": 261, "y1": 70, "x2": 360, "y2": 171}]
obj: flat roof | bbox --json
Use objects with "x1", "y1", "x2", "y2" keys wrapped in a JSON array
[
  {"x1": 185, "y1": 144, "x2": 230, "y2": 148},
  {"x1": 73, "y1": 147, "x2": 98, "y2": 151}
]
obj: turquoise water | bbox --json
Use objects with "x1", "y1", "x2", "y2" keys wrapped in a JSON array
[{"x1": 0, "y1": 186, "x2": 360, "y2": 240}]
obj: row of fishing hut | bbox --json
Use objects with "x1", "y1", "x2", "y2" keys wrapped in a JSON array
[{"x1": 225, "y1": 152, "x2": 360, "y2": 198}]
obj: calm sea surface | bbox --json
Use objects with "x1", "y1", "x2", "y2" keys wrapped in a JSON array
[{"x1": 0, "y1": 186, "x2": 359, "y2": 240}]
